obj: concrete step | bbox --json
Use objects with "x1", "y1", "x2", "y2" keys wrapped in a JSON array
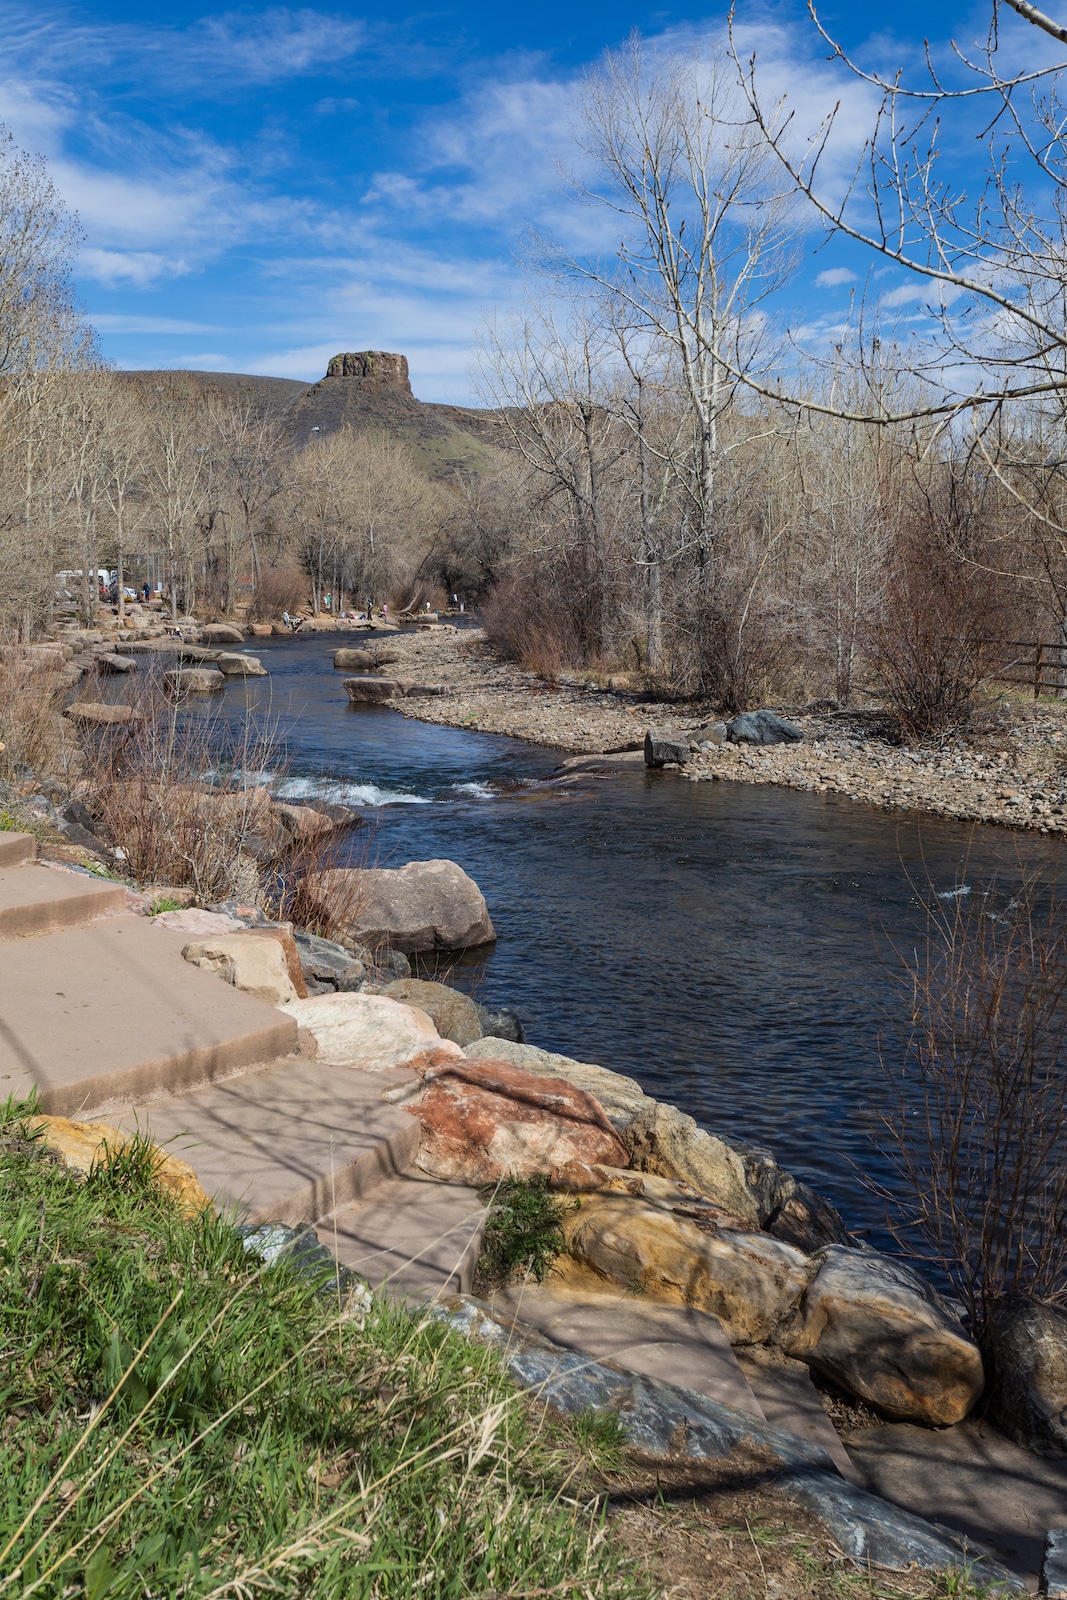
[
  {"x1": 0, "y1": 860, "x2": 126, "y2": 939},
  {"x1": 325, "y1": 1173, "x2": 486, "y2": 1300},
  {"x1": 736, "y1": 1346, "x2": 861, "y2": 1483},
  {"x1": 488, "y1": 1284, "x2": 765, "y2": 1422},
  {"x1": 0, "y1": 915, "x2": 298, "y2": 1114},
  {"x1": 114, "y1": 1061, "x2": 421, "y2": 1225},
  {"x1": 0, "y1": 831, "x2": 35, "y2": 867}
]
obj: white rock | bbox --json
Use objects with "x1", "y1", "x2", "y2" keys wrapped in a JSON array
[{"x1": 280, "y1": 992, "x2": 463, "y2": 1071}]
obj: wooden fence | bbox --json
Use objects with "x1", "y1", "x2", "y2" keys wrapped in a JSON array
[{"x1": 982, "y1": 640, "x2": 1067, "y2": 698}]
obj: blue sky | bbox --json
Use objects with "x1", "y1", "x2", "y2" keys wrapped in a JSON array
[{"x1": 0, "y1": 0, "x2": 1040, "y2": 400}]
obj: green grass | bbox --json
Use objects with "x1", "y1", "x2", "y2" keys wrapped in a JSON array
[
  {"x1": 146, "y1": 896, "x2": 184, "y2": 916},
  {"x1": 476, "y1": 1176, "x2": 577, "y2": 1290},
  {"x1": 0, "y1": 1100, "x2": 646, "y2": 1600}
]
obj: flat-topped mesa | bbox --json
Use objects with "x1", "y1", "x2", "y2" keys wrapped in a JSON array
[{"x1": 324, "y1": 351, "x2": 410, "y2": 391}]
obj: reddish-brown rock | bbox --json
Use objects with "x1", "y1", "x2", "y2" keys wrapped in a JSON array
[{"x1": 407, "y1": 1056, "x2": 628, "y2": 1186}]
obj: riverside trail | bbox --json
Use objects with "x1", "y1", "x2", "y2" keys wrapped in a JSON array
[{"x1": 182, "y1": 629, "x2": 1067, "y2": 1255}]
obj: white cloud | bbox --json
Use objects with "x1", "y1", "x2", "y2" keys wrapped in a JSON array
[
  {"x1": 89, "y1": 313, "x2": 220, "y2": 333},
  {"x1": 79, "y1": 248, "x2": 192, "y2": 288},
  {"x1": 815, "y1": 267, "x2": 857, "y2": 288}
]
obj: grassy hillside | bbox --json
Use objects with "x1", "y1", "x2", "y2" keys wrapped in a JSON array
[{"x1": 126, "y1": 361, "x2": 507, "y2": 481}]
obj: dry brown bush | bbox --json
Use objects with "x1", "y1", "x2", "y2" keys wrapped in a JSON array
[
  {"x1": 879, "y1": 873, "x2": 1067, "y2": 1334},
  {"x1": 868, "y1": 535, "x2": 1009, "y2": 741},
  {"x1": 249, "y1": 567, "x2": 308, "y2": 622},
  {"x1": 0, "y1": 650, "x2": 79, "y2": 785},
  {"x1": 80, "y1": 672, "x2": 284, "y2": 901}
]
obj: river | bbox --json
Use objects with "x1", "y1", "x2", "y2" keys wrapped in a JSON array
[{"x1": 193, "y1": 631, "x2": 1065, "y2": 1253}]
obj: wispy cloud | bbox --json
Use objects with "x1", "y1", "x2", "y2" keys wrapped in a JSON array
[{"x1": 815, "y1": 267, "x2": 857, "y2": 288}]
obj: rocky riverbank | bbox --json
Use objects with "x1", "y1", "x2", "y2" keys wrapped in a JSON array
[{"x1": 373, "y1": 626, "x2": 1067, "y2": 837}]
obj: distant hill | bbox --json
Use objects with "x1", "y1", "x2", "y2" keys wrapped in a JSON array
[{"x1": 126, "y1": 353, "x2": 505, "y2": 481}]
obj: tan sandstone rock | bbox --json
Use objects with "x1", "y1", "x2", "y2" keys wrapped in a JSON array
[
  {"x1": 343, "y1": 675, "x2": 402, "y2": 703},
  {"x1": 280, "y1": 991, "x2": 462, "y2": 1071},
  {"x1": 333, "y1": 648, "x2": 376, "y2": 670},
  {"x1": 381, "y1": 978, "x2": 483, "y2": 1046},
  {"x1": 216, "y1": 652, "x2": 268, "y2": 676},
  {"x1": 784, "y1": 1245, "x2": 984, "y2": 1425},
  {"x1": 556, "y1": 1192, "x2": 810, "y2": 1344},
  {"x1": 63, "y1": 702, "x2": 142, "y2": 725},
  {"x1": 163, "y1": 667, "x2": 224, "y2": 696},
  {"x1": 182, "y1": 931, "x2": 299, "y2": 1005},
  {"x1": 28, "y1": 1115, "x2": 211, "y2": 1218},
  {"x1": 406, "y1": 1055, "x2": 628, "y2": 1186}
]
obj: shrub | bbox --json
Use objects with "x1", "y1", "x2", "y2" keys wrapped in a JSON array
[
  {"x1": 879, "y1": 874, "x2": 1067, "y2": 1334},
  {"x1": 249, "y1": 566, "x2": 307, "y2": 622},
  {"x1": 868, "y1": 537, "x2": 1004, "y2": 741},
  {"x1": 80, "y1": 669, "x2": 283, "y2": 903},
  {"x1": 476, "y1": 1175, "x2": 576, "y2": 1290}
]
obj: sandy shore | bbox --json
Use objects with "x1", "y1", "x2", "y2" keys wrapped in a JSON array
[{"x1": 385, "y1": 626, "x2": 1067, "y2": 837}]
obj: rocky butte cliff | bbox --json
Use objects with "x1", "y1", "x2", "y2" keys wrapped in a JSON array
[{"x1": 127, "y1": 352, "x2": 503, "y2": 481}]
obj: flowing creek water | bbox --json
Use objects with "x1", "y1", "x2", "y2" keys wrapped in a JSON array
[{"x1": 188, "y1": 632, "x2": 1065, "y2": 1255}]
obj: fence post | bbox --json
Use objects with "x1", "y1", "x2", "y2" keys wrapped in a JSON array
[{"x1": 1036, "y1": 642, "x2": 1045, "y2": 700}]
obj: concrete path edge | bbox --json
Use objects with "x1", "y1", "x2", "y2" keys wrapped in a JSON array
[{"x1": 432, "y1": 1295, "x2": 1024, "y2": 1591}]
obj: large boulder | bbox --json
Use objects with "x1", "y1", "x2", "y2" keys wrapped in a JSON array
[
  {"x1": 182, "y1": 931, "x2": 299, "y2": 1006},
  {"x1": 318, "y1": 859, "x2": 495, "y2": 953},
  {"x1": 154, "y1": 908, "x2": 242, "y2": 937},
  {"x1": 200, "y1": 624, "x2": 245, "y2": 644},
  {"x1": 644, "y1": 727, "x2": 689, "y2": 767},
  {"x1": 344, "y1": 675, "x2": 402, "y2": 703},
  {"x1": 984, "y1": 1292, "x2": 1067, "y2": 1455},
  {"x1": 163, "y1": 667, "x2": 225, "y2": 696},
  {"x1": 281, "y1": 991, "x2": 461, "y2": 1071},
  {"x1": 557, "y1": 1191, "x2": 810, "y2": 1344},
  {"x1": 406, "y1": 1055, "x2": 628, "y2": 1186},
  {"x1": 381, "y1": 978, "x2": 484, "y2": 1046},
  {"x1": 96, "y1": 652, "x2": 136, "y2": 673},
  {"x1": 63, "y1": 702, "x2": 142, "y2": 725},
  {"x1": 216, "y1": 652, "x2": 268, "y2": 677},
  {"x1": 271, "y1": 801, "x2": 333, "y2": 838},
  {"x1": 785, "y1": 1246, "x2": 984, "y2": 1426},
  {"x1": 333, "y1": 648, "x2": 376, "y2": 670},
  {"x1": 462, "y1": 1037, "x2": 759, "y2": 1225},
  {"x1": 726, "y1": 710, "x2": 803, "y2": 746}
]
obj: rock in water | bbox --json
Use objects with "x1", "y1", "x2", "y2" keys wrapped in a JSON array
[
  {"x1": 280, "y1": 991, "x2": 460, "y2": 1071},
  {"x1": 216, "y1": 652, "x2": 268, "y2": 676},
  {"x1": 985, "y1": 1292, "x2": 1067, "y2": 1454},
  {"x1": 200, "y1": 624, "x2": 245, "y2": 644},
  {"x1": 475, "y1": 1002, "x2": 525, "y2": 1043},
  {"x1": 163, "y1": 667, "x2": 224, "y2": 696},
  {"x1": 343, "y1": 675, "x2": 402, "y2": 703},
  {"x1": 644, "y1": 727, "x2": 689, "y2": 767},
  {"x1": 785, "y1": 1245, "x2": 984, "y2": 1425},
  {"x1": 406, "y1": 1055, "x2": 628, "y2": 1185},
  {"x1": 558, "y1": 1192, "x2": 810, "y2": 1344},
  {"x1": 96, "y1": 652, "x2": 136, "y2": 673},
  {"x1": 381, "y1": 978, "x2": 484, "y2": 1046},
  {"x1": 315, "y1": 859, "x2": 495, "y2": 953},
  {"x1": 726, "y1": 710, "x2": 803, "y2": 746},
  {"x1": 333, "y1": 648, "x2": 376, "y2": 670},
  {"x1": 63, "y1": 701, "x2": 142, "y2": 725}
]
